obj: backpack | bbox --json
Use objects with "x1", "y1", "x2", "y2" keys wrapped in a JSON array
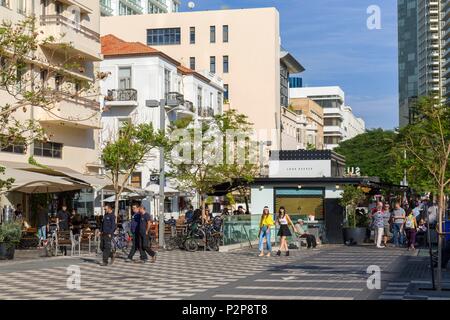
[{"x1": 405, "y1": 216, "x2": 414, "y2": 229}]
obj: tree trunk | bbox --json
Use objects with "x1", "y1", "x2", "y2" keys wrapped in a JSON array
[
  {"x1": 436, "y1": 184, "x2": 445, "y2": 291},
  {"x1": 201, "y1": 194, "x2": 206, "y2": 224},
  {"x1": 114, "y1": 191, "x2": 120, "y2": 223}
]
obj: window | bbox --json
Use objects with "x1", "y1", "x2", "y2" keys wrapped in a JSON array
[
  {"x1": 0, "y1": 136, "x2": 25, "y2": 154},
  {"x1": 223, "y1": 55, "x2": 229, "y2": 73},
  {"x1": 189, "y1": 57, "x2": 196, "y2": 70},
  {"x1": 118, "y1": 117, "x2": 131, "y2": 128},
  {"x1": 118, "y1": 67, "x2": 131, "y2": 89},
  {"x1": 217, "y1": 92, "x2": 223, "y2": 111},
  {"x1": 55, "y1": 1, "x2": 63, "y2": 14},
  {"x1": 0, "y1": 0, "x2": 10, "y2": 9},
  {"x1": 17, "y1": 0, "x2": 27, "y2": 14},
  {"x1": 164, "y1": 69, "x2": 171, "y2": 98},
  {"x1": 55, "y1": 74, "x2": 63, "y2": 91},
  {"x1": 190, "y1": 27, "x2": 195, "y2": 44},
  {"x1": 34, "y1": 141, "x2": 63, "y2": 159},
  {"x1": 223, "y1": 25, "x2": 229, "y2": 43},
  {"x1": 210, "y1": 56, "x2": 216, "y2": 74},
  {"x1": 130, "y1": 172, "x2": 142, "y2": 188},
  {"x1": 147, "y1": 28, "x2": 181, "y2": 45},
  {"x1": 197, "y1": 86, "x2": 202, "y2": 108},
  {"x1": 16, "y1": 64, "x2": 27, "y2": 92},
  {"x1": 40, "y1": 69, "x2": 48, "y2": 84},
  {"x1": 223, "y1": 84, "x2": 229, "y2": 101},
  {"x1": 210, "y1": 26, "x2": 216, "y2": 43}
]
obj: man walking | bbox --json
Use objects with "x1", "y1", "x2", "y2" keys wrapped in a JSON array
[
  {"x1": 140, "y1": 205, "x2": 157, "y2": 263},
  {"x1": 100, "y1": 204, "x2": 116, "y2": 266},
  {"x1": 391, "y1": 202, "x2": 406, "y2": 247},
  {"x1": 125, "y1": 204, "x2": 146, "y2": 263},
  {"x1": 56, "y1": 205, "x2": 70, "y2": 255}
]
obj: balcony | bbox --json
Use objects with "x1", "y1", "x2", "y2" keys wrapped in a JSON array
[
  {"x1": 120, "y1": 0, "x2": 144, "y2": 13},
  {"x1": 104, "y1": 89, "x2": 138, "y2": 107},
  {"x1": 39, "y1": 15, "x2": 101, "y2": 62},
  {"x1": 148, "y1": 0, "x2": 168, "y2": 12},
  {"x1": 36, "y1": 92, "x2": 101, "y2": 129},
  {"x1": 324, "y1": 126, "x2": 345, "y2": 137},
  {"x1": 100, "y1": 0, "x2": 114, "y2": 16},
  {"x1": 197, "y1": 107, "x2": 215, "y2": 118}
]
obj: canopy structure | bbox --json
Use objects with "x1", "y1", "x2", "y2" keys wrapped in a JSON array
[{"x1": 1, "y1": 165, "x2": 88, "y2": 194}]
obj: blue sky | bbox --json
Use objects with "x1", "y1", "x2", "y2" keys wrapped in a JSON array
[{"x1": 181, "y1": 0, "x2": 399, "y2": 129}]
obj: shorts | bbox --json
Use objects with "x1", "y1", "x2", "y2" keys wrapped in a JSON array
[{"x1": 384, "y1": 225, "x2": 391, "y2": 237}]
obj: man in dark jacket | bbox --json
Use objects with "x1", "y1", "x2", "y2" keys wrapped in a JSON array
[
  {"x1": 140, "y1": 205, "x2": 157, "y2": 263},
  {"x1": 125, "y1": 204, "x2": 146, "y2": 263},
  {"x1": 100, "y1": 204, "x2": 116, "y2": 266}
]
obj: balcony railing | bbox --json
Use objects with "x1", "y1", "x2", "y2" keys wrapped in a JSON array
[
  {"x1": 55, "y1": 91, "x2": 100, "y2": 110},
  {"x1": 40, "y1": 15, "x2": 100, "y2": 43},
  {"x1": 100, "y1": 0, "x2": 114, "y2": 16},
  {"x1": 106, "y1": 89, "x2": 138, "y2": 102},
  {"x1": 197, "y1": 107, "x2": 215, "y2": 118}
]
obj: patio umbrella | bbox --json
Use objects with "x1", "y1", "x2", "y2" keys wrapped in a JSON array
[
  {"x1": 103, "y1": 192, "x2": 146, "y2": 202},
  {"x1": 145, "y1": 184, "x2": 179, "y2": 195}
]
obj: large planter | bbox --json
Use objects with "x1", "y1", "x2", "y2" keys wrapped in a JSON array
[
  {"x1": 343, "y1": 227, "x2": 367, "y2": 245},
  {"x1": 0, "y1": 242, "x2": 16, "y2": 260}
]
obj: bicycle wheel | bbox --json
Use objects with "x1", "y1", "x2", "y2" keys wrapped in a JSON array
[
  {"x1": 184, "y1": 238, "x2": 198, "y2": 252},
  {"x1": 206, "y1": 236, "x2": 219, "y2": 251},
  {"x1": 165, "y1": 237, "x2": 177, "y2": 251}
]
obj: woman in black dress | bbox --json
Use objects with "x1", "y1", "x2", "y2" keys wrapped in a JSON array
[{"x1": 276, "y1": 207, "x2": 296, "y2": 256}]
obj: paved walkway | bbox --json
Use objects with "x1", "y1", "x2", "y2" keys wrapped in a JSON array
[{"x1": 0, "y1": 245, "x2": 417, "y2": 300}]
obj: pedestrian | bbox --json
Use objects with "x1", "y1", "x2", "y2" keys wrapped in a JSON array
[
  {"x1": 126, "y1": 204, "x2": 146, "y2": 263},
  {"x1": 237, "y1": 205, "x2": 245, "y2": 215},
  {"x1": 99, "y1": 204, "x2": 116, "y2": 266},
  {"x1": 294, "y1": 219, "x2": 317, "y2": 249},
  {"x1": 258, "y1": 206, "x2": 274, "y2": 257},
  {"x1": 185, "y1": 206, "x2": 194, "y2": 223},
  {"x1": 71, "y1": 209, "x2": 82, "y2": 236},
  {"x1": 275, "y1": 206, "x2": 295, "y2": 256},
  {"x1": 139, "y1": 205, "x2": 157, "y2": 263},
  {"x1": 404, "y1": 208, "x2": 418, "y2": 251},
  {"x1": 372, "y1": 203, "x2": 385, "y2": 248},
  {"x1": 36, "y1": 204, "x2": 49, "y2": 247},
  {"x1": 14, "y1": 204, "x2": 23, "y2": 221},
  {"x1": 382, "y1": 203, "x2": 392, "y2": 247},
  {"x1": 56, "y1": 205, "x2": 70, "y2": 255},
  {"x1": 391, "y1": 202, "x2": 406, "y2": 247}
]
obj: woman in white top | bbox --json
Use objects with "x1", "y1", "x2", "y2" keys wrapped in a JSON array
[{"x1": 276, "y1": 207, "x2": 295, "y2": 256}]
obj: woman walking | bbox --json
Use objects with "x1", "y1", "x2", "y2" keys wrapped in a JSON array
[
  {"x1": 404, "y1": 208, "x2": 418, "y2": 251},
  {"x1": 372, "y1": 203, "x2": 385, "y2": 249},
  {"x1": 258, "y1": 206, "x2": 274, "y2": 257},
  {"x1": 276, "y1": 206, "x2": 295, "y2": 256}
]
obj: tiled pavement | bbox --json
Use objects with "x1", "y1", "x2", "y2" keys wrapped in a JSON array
[{"x1": 0, "y1": 245, "x2": 427, "y2": 300}]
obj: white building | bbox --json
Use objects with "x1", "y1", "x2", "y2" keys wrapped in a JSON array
[
  {"x1": 290, "y1": 86, "x2": 365, "y2": 149},
  {"x1": 99, "y1": 34, "x2": 223, "y2": 215},
  {"x1": 100, "y1": 0, "x2": 180, "y2": 16}
]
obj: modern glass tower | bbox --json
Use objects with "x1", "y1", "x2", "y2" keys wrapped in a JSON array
[
  {"x1": 100, "y1": 0, "x2": 180, "y2": 17},
  {"x1": 398, "y1": 0, "x2": 418, "y2": 127}
]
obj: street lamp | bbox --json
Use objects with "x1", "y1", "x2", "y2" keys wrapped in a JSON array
[{"x1": 146, "y1": 93, "x2": 187, "y2": 249}]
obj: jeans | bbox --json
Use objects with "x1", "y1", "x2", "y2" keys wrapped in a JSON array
[
  {"x1": 258, "y1": 226, "x2": 272, "y2": 252},
  {"x1": 37, "y1": 225, "x2": 47, "y2": 241},
  {"x1": 128, "y1": 234, "x2": 147, "y2": 261},
  {"x1": 392, "y1": 223, "x2": 404, "y2": 246}
]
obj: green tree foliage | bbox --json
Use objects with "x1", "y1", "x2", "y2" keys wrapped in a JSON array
[
  {"x1": 338, "y1": 185, "x2": 367, "y2": 228},
  {"x1": 396, "y1": 96, "x2": 450, "y2": 290},
  {"x1": 334, "y1": 129, "x2": 403, "y2": 184},
  {"x1": 101, "y1": 122, "x2": 167, "y2": 217}
]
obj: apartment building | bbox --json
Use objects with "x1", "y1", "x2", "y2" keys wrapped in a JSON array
[
  {"x1": 100, "y1": 0, "x2": 180, "y2": 16},
  {"x1": 398, "y1": 0, "x2": 450, "y2": 127},
  {"x1": 100, "y1": 34, "x2": 223, "y2": 213},
  {"x1": 290, "y1": 87, "x2": 365, "y2": 149},
  {"x1": 288, "y1": 98, "x2": 324, "y2": 150},
  {"x1": 100, "y1": 7, "x2": 304, "y2": 150},
  {"x1": 0, "y1": 0, "x2": 102, "y2": 215}
]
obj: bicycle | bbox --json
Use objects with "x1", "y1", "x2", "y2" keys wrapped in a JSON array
[{"x1": 111, "y1": 229, "x2": 132, "y2": 257}]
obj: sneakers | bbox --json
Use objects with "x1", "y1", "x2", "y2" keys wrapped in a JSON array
[
  {"x1": 139, "y1": 259, "x2": 147, "y2": 264},
  {"x1": 99, "y1": 262, "x2": 108, "y2": 267},
  {"x1": 125, "y1": 258, "x2": 133, "y2": 263}
]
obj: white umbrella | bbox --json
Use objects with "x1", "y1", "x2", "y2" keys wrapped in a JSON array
[
  {"x1": 144, "y1": 184, "x2": 179, "y2": 195},
  {"x1": 103, "y1": 192, "x2": 146, "y2": 202}
]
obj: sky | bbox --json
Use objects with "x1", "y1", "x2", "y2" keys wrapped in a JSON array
[{"x1": 181, "y1": 0, "x2": 399, "y2": 130}]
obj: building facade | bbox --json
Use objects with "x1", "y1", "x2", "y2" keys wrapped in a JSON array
[
  {"x1": 288, "y1": 98, "x2": 324, "y2": 150},
  {"x1": 100, "y1": 34, "x2": 223, "y2": 214},
  {"x1": 100, "y1": 7, "x2": 303, "y2": 150},
  {"x1": 100, "y1": 0, "x2": 180, "y2": 16},
  {"x1": 0, "y1": 0, "x2": 102, "y2": 214},
  {"x1": 290, "y1": 87, "x2": 365, "y2": 149}
]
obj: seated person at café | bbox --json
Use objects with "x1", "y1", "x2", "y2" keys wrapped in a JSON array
[
  {"x1": 294, "y1": 219, "x2": 317, "y2": 249},
  {"x1": 416, "y1": 218, "x2": 428, "y2": 247}
]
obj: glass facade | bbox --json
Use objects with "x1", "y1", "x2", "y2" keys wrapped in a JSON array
[
  {"x1": 147, "y1": 28, "x2": 181, "y2": 45},
  {"x1": 289, "y1": 77, "x2": 303, "y2": 88}
]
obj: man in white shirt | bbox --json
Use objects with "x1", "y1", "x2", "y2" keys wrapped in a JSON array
[{"x1": 294, "y1": 219, "x2": 317, "y2": 249}]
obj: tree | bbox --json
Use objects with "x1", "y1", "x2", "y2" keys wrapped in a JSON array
[
  {"x1": 101, "y1": 122, "x2": 167, "y2": 218},
  {"x1": 0, "y1": 16, "x2": 101, "y2": 186},
  {"x1": 215, "y1": 110, "x2": 260, "y2": 213},
  {"x1": 396, "y1": 96, "x2": 450, "y2": 291},
  {"x1": 339, "y1": 185, "x2": 367, "y2": 228},
  {"x1": 334, "y1": 129, "x2": 403, "y2": 184}
]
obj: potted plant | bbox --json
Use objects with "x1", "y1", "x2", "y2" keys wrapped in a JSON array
[
  {"x1": 0, "y1": 221, "x2": 22, "y2": 260},
  {"x1": 339, "y1": 185, "x2": 368, "y2": 245}
]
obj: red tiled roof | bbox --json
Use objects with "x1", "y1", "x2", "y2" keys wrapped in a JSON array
[{"x1": 101, "y1": 34, "x2": 159, "y2": 56}]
